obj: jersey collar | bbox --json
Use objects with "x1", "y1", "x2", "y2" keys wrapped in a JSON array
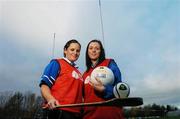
[{"x1": 63, "y1": 57, "x2": 78, "y2": 68}]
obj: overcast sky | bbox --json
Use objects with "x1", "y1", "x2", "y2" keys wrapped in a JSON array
[{"x1": 0, "y1": 0, "x2": 180, "y2": 107}]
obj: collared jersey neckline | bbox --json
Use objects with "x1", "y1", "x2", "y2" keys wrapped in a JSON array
[{"x1": 63, "y1": 57, "x2": 78, "y2": 68}]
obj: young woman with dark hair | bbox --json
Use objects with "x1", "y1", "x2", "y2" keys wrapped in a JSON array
[
  {"x1": 83, "y1": 39, "x2": 124, "y2": 119},
  {"x1": 39, "y1": 39, "x2": 83, "y2": 119}
]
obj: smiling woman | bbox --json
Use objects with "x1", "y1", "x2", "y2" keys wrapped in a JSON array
[
  {"x1": 39, "y1": 39, "x2": 83, "y2": 119},
  {"x1": 1, "y1": 0, "x2": 179, "y2": 111}
]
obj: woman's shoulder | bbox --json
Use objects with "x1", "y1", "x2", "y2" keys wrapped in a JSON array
[
  {"x1": 49, "y1": 59, "x2": 61, "y2": 68},
  {"x1": 105, "y1": 58, "x2": 115, "y2": 63}
]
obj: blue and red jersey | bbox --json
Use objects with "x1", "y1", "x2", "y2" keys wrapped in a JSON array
[
  {"x1": 39, "y1": 58, "x2": 83, "y2": 113},
  {"x1": 83, "y1": 59, "x2": 124, "y2": 119}
]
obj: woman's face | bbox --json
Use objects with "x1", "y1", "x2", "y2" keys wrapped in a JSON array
[
  {"x1": 88, "y1": 42, "x2": 101, "y2": 61},
  {"x1": 64, "y1": 43, "x2": 81, "y2": 62}
]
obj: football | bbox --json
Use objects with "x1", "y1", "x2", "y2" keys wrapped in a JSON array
[
  {"x1": 90, "y1": 66, "x2": 114, "y2": 85},
  {"x1": 113, "y1": 82, "x2": 130, "y2": 98}
]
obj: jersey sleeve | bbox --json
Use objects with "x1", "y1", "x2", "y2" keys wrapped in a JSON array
[
  {"x1": 39, "y1": 59, "x2": 60, "y2": 88},
  {"x1": 103, "y1": 59, "x2": 122, "y2": 99},
  {"x1": 109, "y1": 59, "x2": 122, "y2": 84}
]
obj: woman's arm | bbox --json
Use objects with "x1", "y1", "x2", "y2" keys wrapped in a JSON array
[
  {"x1": 104, "y1": 59, "x2": 122, "y2": 99},
  {"x1": 41, "y1": 84, "x2": 59, "y2": 109},
  {"x1": 39, "y1": 60, "x2": 60, "y2": 108}
]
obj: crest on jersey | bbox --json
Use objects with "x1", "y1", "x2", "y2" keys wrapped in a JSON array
[
  {"x1": 72, "y1": 70, "x2": 83, "y2": 81},
  {"x1": 84, "y1": 76, "x2": 90, "y2": 84}
]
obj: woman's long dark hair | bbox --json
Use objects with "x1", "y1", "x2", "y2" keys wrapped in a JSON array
[{"x1": 85, "y1": 39, "x2": 105, "y2": 72}]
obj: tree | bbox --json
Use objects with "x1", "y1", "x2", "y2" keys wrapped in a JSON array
[{"x1": 4, "y1": 92, "x2": 23, "y2": 119}]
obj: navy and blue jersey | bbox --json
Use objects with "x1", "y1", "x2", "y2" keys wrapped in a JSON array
[
  {"x1": 39, "y1": 60, "x2": 60, "y2": 88},
  {"x1": 104, "y1": 59, "x2": 122, "y2": 99},
  {"x1": 39, "y1": 57, "x2": 78, "y2": 88},
  {"x1": 39, "y1": 59, "x2": 122, "y2": 98}
]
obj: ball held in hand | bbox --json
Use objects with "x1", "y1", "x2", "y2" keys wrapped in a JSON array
[{"x1": 91, "y1": 66, "x2": 114, "y2": 85}]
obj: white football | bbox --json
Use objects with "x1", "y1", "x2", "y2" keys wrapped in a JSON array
[
  {"x1": 113, "y1": 82, "x2": 130, "y2": 98},
  {"x1": 90, "y1": 66, "x2": 114, "y2": 85}
]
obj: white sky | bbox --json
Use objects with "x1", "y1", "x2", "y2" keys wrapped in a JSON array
[{"x1": 0, "y1": 0, "x2": 180, "y2": 107}]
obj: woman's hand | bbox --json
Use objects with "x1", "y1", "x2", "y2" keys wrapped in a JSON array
[
  {"x1": 41, "y1": 85, "x2": 60, "y2": 109},
  {"x1": 47, "y1": 98, "x2": 60, "y2": 109},
  {"x1": 90, "y1": 77, "x2": 105, "y2": 93}
]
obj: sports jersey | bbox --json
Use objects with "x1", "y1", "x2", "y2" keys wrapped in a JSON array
[
  {"x1": 83, "y1": 59, "x2": 124, "y2": 119},
  {"x1": 39, "y1": 57, "x2": 79, "y2": 88},
  {"x1": 39, "y1": 58, "x2": 83, "y2": 114}
]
